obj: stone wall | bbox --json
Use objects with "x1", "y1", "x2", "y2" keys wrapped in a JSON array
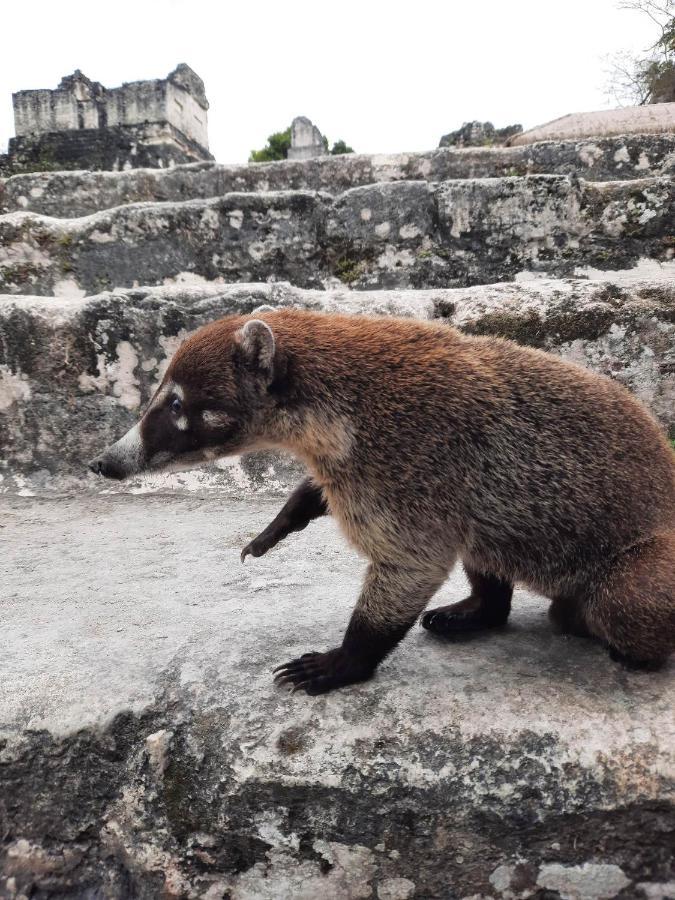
[
  {"x1": 3, "y1": 135, "x2": 674, "y2": 216},
  {"x1": 0, "y1": 123, "x2": 214, "y2": 178},
  {"x1": 1, "y1": 176, "x2": 673, "y2": 297},
  {"x1": 1, "y1": 278, "x2": 672, "y2": 494}
]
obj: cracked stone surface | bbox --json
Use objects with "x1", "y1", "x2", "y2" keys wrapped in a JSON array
[
  {"x1": 1, "y1": 175, "x2": 673, "y2": 296},
  {"x1": 2, "y1": 135, "x2": 675, "y2": 218},
  {"x1": 2, "y1": 133, "x2": 674, "y2": 898},
  {"x1": 0, "y1": 278, "x2": 673, "y2": 493},
  {"x1": 1, "y1": 493, "x2": 673, "y2": 898}
]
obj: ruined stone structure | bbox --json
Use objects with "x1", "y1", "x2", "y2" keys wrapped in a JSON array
[
  {"x1": 288, "y1": 115, "x2": 327, "y2": 160},
  {"x1": 512, "y1": 101, "x2": 675, "y2": 145},
  {"x1": 439, "y1": 120, "x2": 523, "y2": 147},
  {"x1": 0, "y1": 64, "x2": 212, "y2": 175},
  {"x1": 1, "y1": 121, "x2": 674, "y2": 897}
]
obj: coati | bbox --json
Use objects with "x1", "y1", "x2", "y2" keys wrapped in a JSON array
[{"x1": 90, "y1": 310, "x2": 675, "y2": 693}]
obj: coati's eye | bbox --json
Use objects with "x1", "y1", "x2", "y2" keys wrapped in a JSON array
[{"x1": 170, "y1": 397, "x2": 183, "y2": 415}]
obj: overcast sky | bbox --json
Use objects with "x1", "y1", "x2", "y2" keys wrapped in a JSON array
[{"x1": 0, "y1": 0, "x2": 659, "y2": 164}]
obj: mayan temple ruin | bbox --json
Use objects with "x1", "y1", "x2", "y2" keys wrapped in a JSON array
[
  {"x1": 0, "y1": 64, "x2": 212, "y2": 175},
  {"x1": 1, "y1": 60, "x2": 674, "y2": 898}
]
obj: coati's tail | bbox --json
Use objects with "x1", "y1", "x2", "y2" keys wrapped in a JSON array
[{"x1": 584, "y1": 531, "x2": 675, "y2": 667}]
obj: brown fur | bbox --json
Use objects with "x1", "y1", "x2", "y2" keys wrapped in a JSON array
[{"x1": 95, "y1": 309, "x2": 675, "y2": 692}]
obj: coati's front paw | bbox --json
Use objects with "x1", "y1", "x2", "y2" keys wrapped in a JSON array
[
  {"x1": 241, "y1": 530, "x2": 279, "y2": 562},
  {"x1": 273, "y1": 648, "x2": 375, "y2": 695}
]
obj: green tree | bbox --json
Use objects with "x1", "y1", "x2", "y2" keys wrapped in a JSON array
[
  {"x1": 330, "y1": 140, "x2": 354, "y2": 155},
  {"x1": 608, "y1": 1, "x2": 675, "y2": 104},
  {"x1": 249, "y1": 127, "x2": 292, "y2": 163}
]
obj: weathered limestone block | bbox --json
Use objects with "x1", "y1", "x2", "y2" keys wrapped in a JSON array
[
  {"x1": 436, "y1": 175, "x2": 585, "y2": 283},
  {"x1": 322, "y1": 175, "x2": 674, "y2": 289},
  {"x1": 2, "y1": 135, "x2": 675, "y2": 217},
  {"x1": 0, "y1": 279, "x2": 672, "y2": 495},
  {"x1": 0, "y1": 161, "x2": 227, "y2": 217},
  {"x1": 287, "y1": 115, "x2": 327, "y2": 161},
  {"x1": 0, "y1": 191, "x2": 327, "y2": 296},
  {"x1": 438, "y1": 175, "x2": 675, "y2": 283},
  {"x1": 1, "y1": 176, "x2": 674, "y2": 296},
  {"x1": 325, "y1": 181, "x2": 439, "y2": 288},
  {"x1": 0, "y1": 495, "x2": 673, "y2": 897}
]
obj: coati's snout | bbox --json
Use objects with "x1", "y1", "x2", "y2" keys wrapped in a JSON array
[
  {"x1": 89, "y1": 424, "x2": 147, "y2": 480},
  {"x1": 88, "y1": 317, "x2": 278, "y2": 480}
]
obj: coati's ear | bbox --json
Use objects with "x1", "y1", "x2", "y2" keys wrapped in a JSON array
[{"x1": 235, "y1": 319, "x2": 276, "y2": 379}]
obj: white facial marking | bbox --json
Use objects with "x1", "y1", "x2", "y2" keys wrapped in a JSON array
[
  {"x1": 107, "y1": 423, "x2": 144, "y2": 473},
  {"x1": 173, "y1": 382, "x2": 185, "y2": 400},
  {"x1": 175, "y1": 415, "x2": 189, "y2": 431},
  {"x1": 202, "y1": 410, "x2": 232, "y2": 428}
]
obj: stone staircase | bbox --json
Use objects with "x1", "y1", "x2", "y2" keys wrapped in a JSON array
[
  {"x1": 0, "y1": 134, "x2": 673, "y2": 491},
  {"x1": 1, "y1": 150, "x2": 674, "y2": 299},
  {"x1": 2, "y1": 135, "x2": 675, "y2": 218},
  {"x1": 1, "y1": 137, "x2": 674, "y2": 898}
]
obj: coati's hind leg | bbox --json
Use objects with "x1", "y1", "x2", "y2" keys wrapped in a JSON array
[
  {"x1": 582, "y1": 531, "x2": 675, "y2": 669},
  {"x1": 548, "y1": 596, "x2": 591, "y2": 638},
  {"x1": 241, "y1": 477, "x2": 328, "y2": 561},
  {"x1": 421, "y1": 564, "x2": 512, "y2": 636},
  {"x1": 275, "y1": 562, "x2": 447, "y2": 694}
]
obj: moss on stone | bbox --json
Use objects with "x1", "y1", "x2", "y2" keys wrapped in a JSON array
[
  {"x1": 547, "y1": 306, "x2": 617, "y2": 343},
  {"x1": 330, "y1": 244, "x2": 375, "y2": 285},
  {"x1": 56, "y1": 233, "x2": 74, "y2": 249},
  {"x1": 463, "y1": 309, "x2": 548, "y2": 347},
  {"x1": 0, "y1": 261, "x2": 44, "y2": 287},
  {"x1": 462, "y1": 304, "x2": 618, "y2": 348},
  {"x1": 333, "y1": 256, "x2": 366, "y2": 284}
]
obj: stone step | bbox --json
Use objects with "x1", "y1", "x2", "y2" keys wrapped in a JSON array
[
  {"x1": 0, "y1": 278, "x2": 672, "y2": 494},
  {"x1": 1, "y1": 491, "x2": 672, "y2": 897},
  {"x1": 1, "y1": 134, "x2": 674, "y2": 217},
  {"x1": 0, "y1": 176, "x2": 673, "y2": 297}
]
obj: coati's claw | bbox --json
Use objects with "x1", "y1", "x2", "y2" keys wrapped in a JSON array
[
  {"x1": 241, "y1": 530, "x2": 281, "y2": 563},
  {"x1": 240, "y1": 541, "x2": 258, "y2": 563},
  {"x1": 273, "y1": 649, "x2": 374, "y2": 695},
  {"x1": 240, "y1": 537, "x2": 266, "y2": 562},
  {"x1": 421, "y1": 599, "x2": 509, "y2": 636},
  {"x1": 422, "y1": 607, "x2": 479, "y2": 634}
]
